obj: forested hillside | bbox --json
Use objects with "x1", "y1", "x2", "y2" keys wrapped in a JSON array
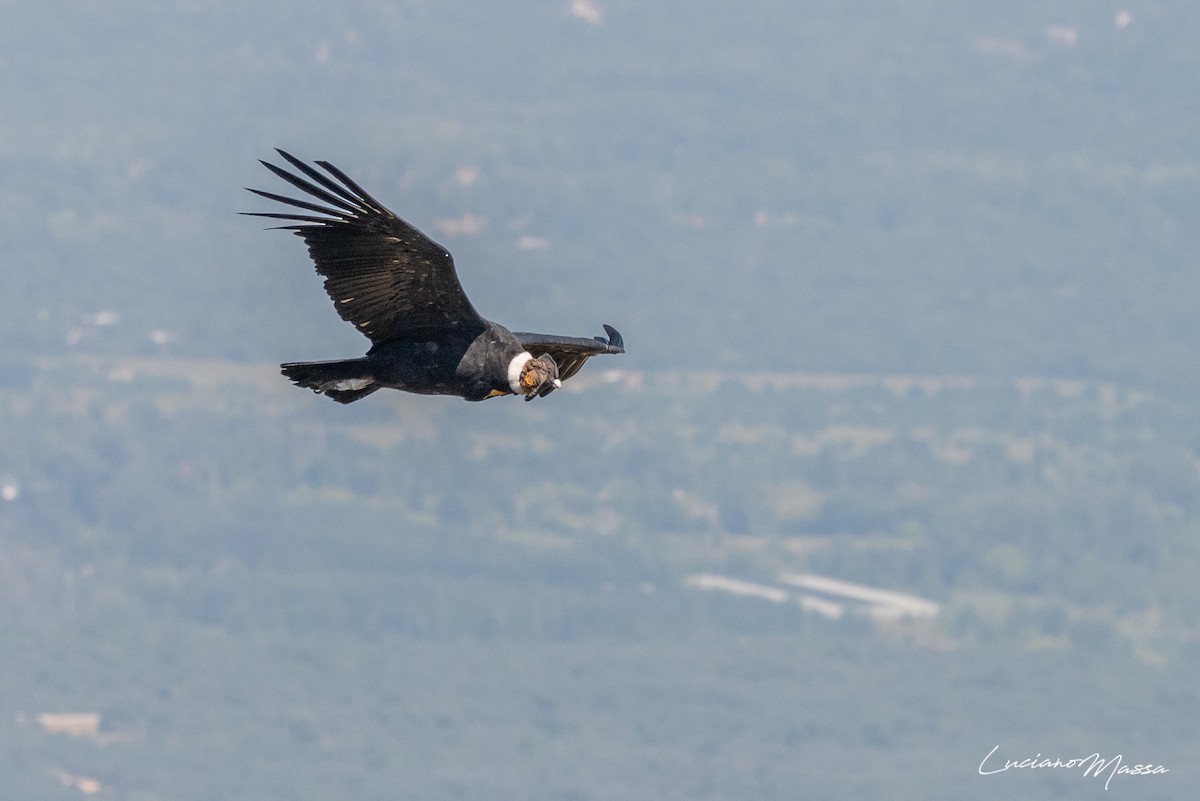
[
  {"x1": 1, "y1": 356, "x2": 1196, "y2": 798},
  {"x1": 6, "y1": 1, "x2": 1200, "y2": 391},
  {"x1": 3, "y1": 0, "x2": 1199, "y2": 798}
]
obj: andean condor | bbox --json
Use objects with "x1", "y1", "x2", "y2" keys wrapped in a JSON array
[{"x1": 245, "y1": 150, "x2": 625, "y2": 403}]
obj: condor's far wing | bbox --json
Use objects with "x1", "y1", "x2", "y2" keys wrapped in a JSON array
[
  {"x1": 244, "y1": 149, "x2": 486, "y2": 343},
  {"x1": 513, "y1": 324, "x2": 625, "y2": 384}
]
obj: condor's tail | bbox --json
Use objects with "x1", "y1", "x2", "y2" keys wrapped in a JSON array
[{"x1": 281, "y1": 358, "x2": 379, "y2": 404}]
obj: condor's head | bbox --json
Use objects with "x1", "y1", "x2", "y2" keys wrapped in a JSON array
[{"x1": 508, "y1": 352, "x2": 561, "y2": 400}]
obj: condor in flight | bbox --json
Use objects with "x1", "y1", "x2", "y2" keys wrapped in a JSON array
[{"x1": 245, "y1": 150, "x2": 624, "y2": 403}]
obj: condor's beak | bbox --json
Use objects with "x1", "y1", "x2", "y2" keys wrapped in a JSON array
[{"x1": 525, "y1": 378, "x2": 562, "y2": 402}]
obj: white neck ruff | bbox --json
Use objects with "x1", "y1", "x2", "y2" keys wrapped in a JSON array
[{"x1": 507, "y1": 351, "x2": 533, "y2": 394}]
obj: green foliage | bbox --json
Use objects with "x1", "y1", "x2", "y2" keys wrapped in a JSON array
[
  {"x1": 2, "y1": 355, "x2": 1199, "y2": 799},
  {"x1": 4, "y1": 0, "x2": 1200, "y2": 798}
]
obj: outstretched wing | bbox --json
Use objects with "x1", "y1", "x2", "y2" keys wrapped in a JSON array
[
  {"x1": 514, "y1": 324, "x2": 625, "y2": 383},
  {"x1": 244, "y1": 149, "x2": 485, "y2": 343}
]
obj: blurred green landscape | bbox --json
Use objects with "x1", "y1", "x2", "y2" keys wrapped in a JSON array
[{"x1": 2, "y1": 0, "x2": 1199, "y2": 799}]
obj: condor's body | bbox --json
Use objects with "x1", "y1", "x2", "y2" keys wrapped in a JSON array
[{"x1": 282, "y1": 320, "x2": 533, "y2": 404}]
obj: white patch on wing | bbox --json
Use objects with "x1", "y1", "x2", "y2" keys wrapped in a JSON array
[
  {"x1": 331, "y1": 377, "x2": 373, "y2": 391},
  {"x1": 507, "y1": 351, "x2": 533, "y2": 394}
]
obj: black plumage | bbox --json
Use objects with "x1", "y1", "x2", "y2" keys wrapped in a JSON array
[{"x1": 245, "y1": 150, "x2": 624, "y2": 403}]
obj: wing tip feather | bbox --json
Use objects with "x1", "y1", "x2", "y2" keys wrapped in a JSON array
[{"x1": 600, "y1": 324, "x2": 625, "y2": 352}]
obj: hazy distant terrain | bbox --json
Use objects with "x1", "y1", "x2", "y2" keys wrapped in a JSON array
[{"x1": 2, "y1": 1, "x2": 1198, "y2": 799}]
